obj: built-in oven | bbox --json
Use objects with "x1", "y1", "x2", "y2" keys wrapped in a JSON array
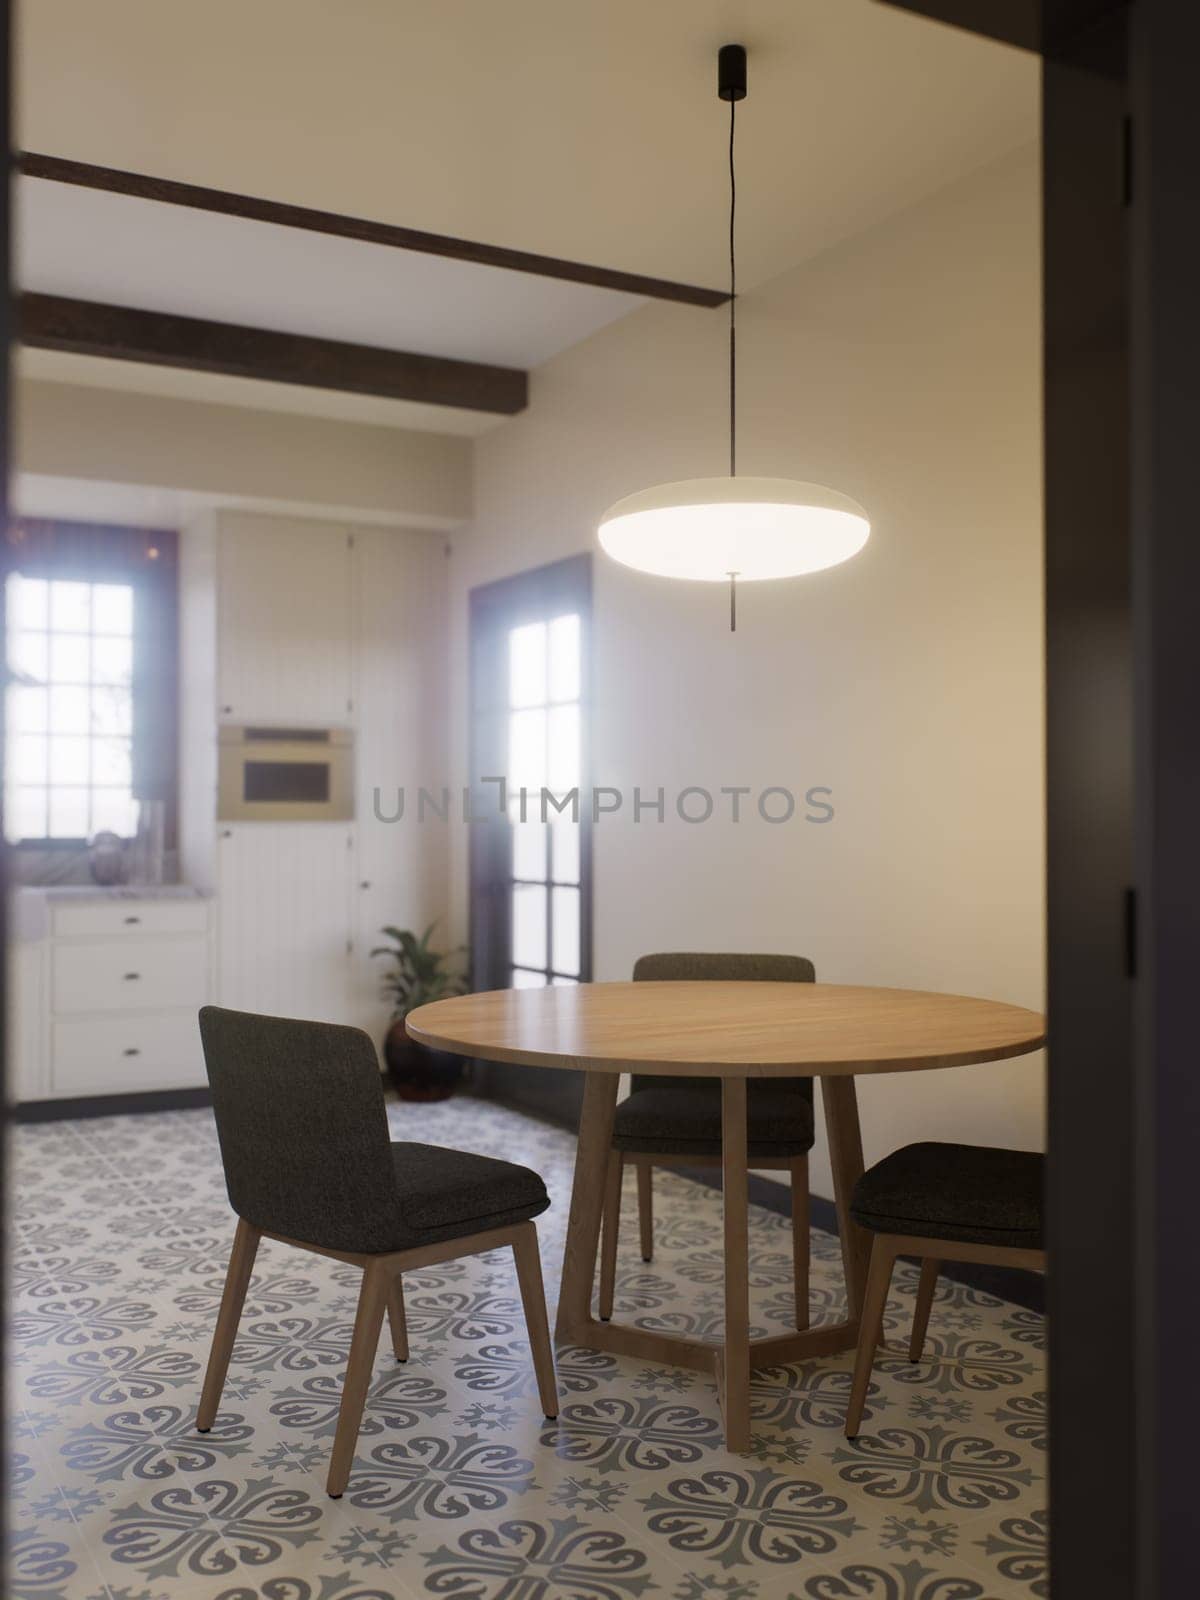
[{"x1": 217, "y1": 726, "x2": 354, "y2": 821}]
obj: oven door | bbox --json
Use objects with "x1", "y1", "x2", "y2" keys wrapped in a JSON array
[{"x1": 218, "y1": 729, "x2": 354, "y2": 821}]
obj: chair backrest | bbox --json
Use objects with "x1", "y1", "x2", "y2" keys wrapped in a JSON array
[
  {"x1": 198, "y1": 1006, "x2": 399, "y2": 1253},
  {"x1": 631, "y1": 951, "x2": 816, "y2": 1099}
]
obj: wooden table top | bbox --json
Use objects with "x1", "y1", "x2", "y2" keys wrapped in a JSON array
[{"x1": 406, "y1": 981, "x2": 1046, "y2": 1078}]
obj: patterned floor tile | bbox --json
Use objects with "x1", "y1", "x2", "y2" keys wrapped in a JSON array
[{"x1": 7, "y1": 1095, "x2": 1047, "y2": 1599}]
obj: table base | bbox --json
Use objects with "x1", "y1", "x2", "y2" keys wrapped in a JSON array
[
  {"x1": 557, "y1": 1312, "x2": 861, "y2": 1377},
  {"x1": 554, "y1": 1069, "x2": 872, "y2": 1451}
]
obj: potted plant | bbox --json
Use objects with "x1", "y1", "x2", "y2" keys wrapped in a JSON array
[{"x1": 371, "y1": 923, "x2": 469, "y2": 1101}]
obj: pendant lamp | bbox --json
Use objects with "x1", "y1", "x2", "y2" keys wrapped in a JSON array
[{"x1": 597, "y1": 44, "x2": 870, "y2": 629}]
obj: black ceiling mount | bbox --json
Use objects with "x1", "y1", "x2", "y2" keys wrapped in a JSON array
[{"x1": 718, "y1": 43, "x2": 747, "y2": 102}]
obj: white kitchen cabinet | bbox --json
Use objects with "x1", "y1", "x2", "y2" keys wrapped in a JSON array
[
  {"x1": 53, "y1": 1013, "x2": 205, "y2": 1098},
  {"x1": 192, "y1": 512, "x2": 448, "y2": 1043},
  {"x1": 217, "y1": 512, "x2": 354, "y2": 727},
  {"x1": 216, "y1": 822, "x2": 354, "y2": 1024},
  {"x1": 8, "y1": 940, "x2": 48, "y2": 1101},
  {"x1": 51, "y1": 898, "x2": 210, "y2": 940},
  {"x1": 54, "y1": 938, "x2": 208, "y2": 1015},
  {"x1": 348, "y1": 528, "x2": 449, "y2": 1038},
  {"x1": 10, "y1": 892, "x2": 213, "y2": 1102}
]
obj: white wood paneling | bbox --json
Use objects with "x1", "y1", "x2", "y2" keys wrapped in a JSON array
[
  {"x1": 217, "y1": 511, "x2": 353, "y2": 726},
  {"x1": 349, "y1": 528, "x2": 450, "y2": 1039},
  {"x1": 216, "y1": 822, "x2": 353, "y2": 1023}
]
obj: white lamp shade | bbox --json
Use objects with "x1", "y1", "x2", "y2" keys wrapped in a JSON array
[{"x1": 597, "y1": 476, "x2": 870, "y2": 582}]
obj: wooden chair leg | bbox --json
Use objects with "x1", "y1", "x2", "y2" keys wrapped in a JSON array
[
  {"x1": 791, "y1": 1152, "x2": 810, "y2": 1331},
  {"x1": 908, "y1": 1258, "x2": 940, "y2": 1362},
  {"x1": 197, "y1": 1218, "x2": 260, "y2": 1431},
  {"x1": 598, "y1": 1151, "x2": 623, "y2": 1320},
  {"x1": 512, "y1": 1222, "x2": 559, "y2": 1420},
  {"x1": 845, "y1": 1235, "x2": 897, "y2": 1439},
  {"x1": 326, "y1": 1260, "x2": 390, "y2": 1497},
  {"x1": 636, "y1": 1158, "x2": 654, "y2": 1262},
  {"x1": 386, "y1": 1274, "x2": 409, "y2": 1361}
]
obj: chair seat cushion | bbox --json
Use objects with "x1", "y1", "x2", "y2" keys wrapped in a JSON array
[
  {"x1": 612, "y1": 1085, "x2": 814, "y2": 1157},
  {"x1": 850, "y1": 1142, "x2": 1043, "y2": 1249},
  {"x1": 390, "y1": 1142, "x2": 550, "y2": 1245}
]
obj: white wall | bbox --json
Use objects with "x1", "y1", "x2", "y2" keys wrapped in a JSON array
[{"x1": 446, "y1": 147, "x2": 1045, "y2": 1198}]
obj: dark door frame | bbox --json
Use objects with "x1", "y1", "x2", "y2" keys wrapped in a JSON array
[
  {"x1": 881, "y1": 5, "x2": 1198, "y2": 1598},
  {"x1": 1, "y1": 0, "x2": 12, "y2": 1554},
  {"x1": 1127, "y1": 9, "x2": 1200, "y2": 1592},
  {"x1": 467, "y1": 552, "x2": 594, "y2": 1126}
]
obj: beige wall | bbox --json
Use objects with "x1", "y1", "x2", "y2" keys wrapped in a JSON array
[
  {"x1": 446, "y1": 146, "x2": 1045, "y2": 1198},
  {"x1": 15, "y1": 380, "x2": 472, "y2": 528}
]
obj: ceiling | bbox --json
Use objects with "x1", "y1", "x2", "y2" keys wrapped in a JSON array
[
  {"x1": 16, "y1": 180, "x2": 649, "y2": 368},
  {"x1": 18, "y1": 0, "x2": 1038, "y2": 428},
  {"x1": 14, "y1": 175, "x2": 648, "y2": 434}
]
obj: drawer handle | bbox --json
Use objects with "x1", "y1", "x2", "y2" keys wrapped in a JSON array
[
  {"x1": 123, "y1": 915, "x2": 141, "y2": 925},
  {"x1": 123, "y1": 1047, "x2": 141, "y2": 1056},
  {"x1": 123, "y1": 972, "x2": 141, "y2": 981}
]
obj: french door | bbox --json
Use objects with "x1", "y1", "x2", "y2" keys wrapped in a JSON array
[{"x1": 468, "y1": 554, "x2": 592, "y2": 1125}]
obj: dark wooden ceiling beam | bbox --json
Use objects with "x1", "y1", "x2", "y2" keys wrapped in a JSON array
[
  {"x1": 18, "y1": 151, "x2": 729, "y2": 310},
  {"x1": 873, "y1": 0, "x2": 1128, "y2": 73},
  {"x1": 873, "y1": 0, "x2": 1042, "y2": 49},
  {"x1": 18, "y1": 292, "x2": 529, "y2": 415}
]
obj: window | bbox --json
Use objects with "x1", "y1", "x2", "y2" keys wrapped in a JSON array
[
  {"x1": 507, "y1": 612, "x2": 583, "y2": 988},
  {"x1": 6, "y1": 574, "x2": 139, "y2": 840},
  {"x1": 3, "y1": 519, "x2": 178, "y2": 849}
]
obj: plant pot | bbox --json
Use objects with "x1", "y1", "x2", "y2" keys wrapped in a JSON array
[{"x1": 384, "y1": 1020, "x2": 464, "y2": 1102}]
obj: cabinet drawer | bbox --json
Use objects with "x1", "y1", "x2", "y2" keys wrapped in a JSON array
[
  {"x1": 53, "y1": 899, "x2": 209, "y2": 941},
  {"x1": 52, "y1": 1013, "x2": 206, "y2": 1096},
  {"x1": 53, "y1": 938, "x2": 208, "y2": 1015}
]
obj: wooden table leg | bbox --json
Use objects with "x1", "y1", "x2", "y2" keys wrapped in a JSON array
[
  {"x1": 721, "y1": 1075, "x2": 751, "y2": 1452},
  {"x1": 598, "y1": 1151, "x2": 623, "y2": 1321},
  {"x1": 821, "y1": 1075, "x2": 871, "y2": 1319},
  {"x1": 555, "y1": 1071, "x2": 619, "y2": 1344}
]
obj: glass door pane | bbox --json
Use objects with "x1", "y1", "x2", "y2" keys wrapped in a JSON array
[
  {"x1": 469, "y1": 555, "x2": 592, "y2": 1124},
  {"x1": 503, "y1": 605, "x2": 584, "y2": 989}
]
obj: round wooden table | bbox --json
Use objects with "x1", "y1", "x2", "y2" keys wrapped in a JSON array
[{"x1": 407, "y1": 981, "x2": 1045, "y2": 1450}]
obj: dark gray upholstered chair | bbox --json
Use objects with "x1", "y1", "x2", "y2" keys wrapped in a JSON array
[
  {"x1": 599, "y1": 952, "x2": 816, "y2": 1328},
  {"x1": 196, "y1": 1006, "x2": 558, "y2": 1496},
  {"x1": 844, "y1": 1141, "x2": 1045, "y2": 1437}
]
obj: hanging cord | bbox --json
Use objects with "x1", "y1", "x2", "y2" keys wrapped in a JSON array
[
  {"x1": 728, "y1": 95, "x2": 737, "y2": 479},
  {"x1": 727, "y1": 95, "x2": 739, "y2": 631}
]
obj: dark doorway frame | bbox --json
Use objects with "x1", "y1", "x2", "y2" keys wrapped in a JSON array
[
  {"x1": 1, "y1": 0, "x2": 12, "y2": 1557},
  {"x1": 467, "y1": 553, "x2": 594, "y2": 1127},
  {"x1": 880, "y1": 5, "x2": 1198, "y2": 1598}
]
